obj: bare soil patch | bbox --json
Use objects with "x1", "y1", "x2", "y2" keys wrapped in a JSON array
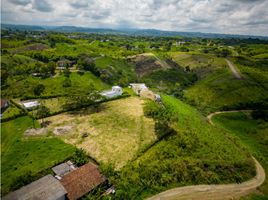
[
  {"x1": 24, "y1": 128, "x2": 48, "y2": 136},
  {"x1": 53, "y1": 126, "x2": 73, "y2": 135},
  {"x1": 128, "y1": 53, "x2": 169, "y2": 76}
]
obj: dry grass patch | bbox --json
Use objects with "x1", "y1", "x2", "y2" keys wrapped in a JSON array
[{"x1": 42, "y1": 97, "x2": 156, "y2": 169}]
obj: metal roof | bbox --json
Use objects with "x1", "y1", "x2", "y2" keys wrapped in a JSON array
[{"x1": 3, "y1": 175, "x2": 67, "y2": 200}]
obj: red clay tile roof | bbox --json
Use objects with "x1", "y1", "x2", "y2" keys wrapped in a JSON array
[{"x1": 60, "y1": 162, "x2": 106, "y2": 200}]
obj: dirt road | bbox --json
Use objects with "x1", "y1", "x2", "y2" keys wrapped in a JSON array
[
  {"x1": 207, "y1": 110, "x2": 253, "y2": 125},
  {"x1": 147, "y1": 110, "x2": 265, "y2": 200},
  {"x1": 225, "y1": 59, "x2": 242, "y2": 79}
]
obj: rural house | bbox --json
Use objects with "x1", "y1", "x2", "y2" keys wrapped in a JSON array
[
  {"x1": 60, "y1": 162, "x2": 107, "y2": 200},
  {"x1": 3, "y1": 175, "x2": 67, "y2": 200},
  {"x1": 21, "y1": 100, "x2": 40, "y2": 110},
  {"x1": 100, "y1": 86, "x2": 123, "y2": 98},
  {"x1": 57, "y1": 59, "x2": 72, "y2": 70}
]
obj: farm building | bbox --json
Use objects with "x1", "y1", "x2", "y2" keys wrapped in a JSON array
[
  {"x1": 60, "y1": 162, "x2": 107, "y2": 200},
  {"x1": 52, "y1": 161, "x2": 77, "y2": 178},
  {"x1": 129, "y1": 83, "x2": 148, "y2": 95},
  {"x1": 175, "y1": 41, "x2": 186, "y2": 46},
  {"x1": 57, "y1": 59, "x2": 74, "y2": 70},
  {"x1": 3, "y1": 175, "x2": 67, "y2": 200},
  {"x1": 21, "y1": 100, "x2": 40, "y2": 110},
  {"x1": 130, "y1": 84, "x2": 161, "y2": 102},
  {"x1": 100, "y1": 86, "x2": 123, "y2": 98}
]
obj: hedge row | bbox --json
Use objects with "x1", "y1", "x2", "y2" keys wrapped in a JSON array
[
  {"x1": 0, "y1": 100, "x2": 27, "y2": 123},
  {"x1": 32, "y1": 93, "x2": 131, "y2": 119}
]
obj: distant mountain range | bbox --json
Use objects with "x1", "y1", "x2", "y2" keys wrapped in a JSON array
[{"x1": 1, "y1": 23, "x2": 268, "y2": 40}]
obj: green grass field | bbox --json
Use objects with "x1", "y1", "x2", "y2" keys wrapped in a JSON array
[
  {"x1": 1, "y1": 116, "x2": 76, "y2": 195},
  {"x1": 2, "y1": 72, "x2": 108, "y2": 98},
  {"x1": 213, "y1": 112, "x2": 268, "y2": 199}
]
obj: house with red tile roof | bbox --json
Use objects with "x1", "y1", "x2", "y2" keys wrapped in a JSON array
[{"x1": 60, "y1": 162, "x2": 107, "y2": 200}]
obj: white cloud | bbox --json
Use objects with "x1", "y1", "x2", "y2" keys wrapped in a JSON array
[{"x1": 2, "y1": 0, "x2": 268, "y2": 36}]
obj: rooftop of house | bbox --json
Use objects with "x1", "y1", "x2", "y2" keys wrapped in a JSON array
[
  {"x1": 60, "y1": 162, "x2": 106, "y2": 200},
  {"x1": 3, "y1": 175, "x2": 67, "y2": 200},
  {"x1": 21, "y1": 101, "x2": 40, "y2": 109},
  {"x1": 101, "y1": 86, "x2": 123, "y2": 97}
]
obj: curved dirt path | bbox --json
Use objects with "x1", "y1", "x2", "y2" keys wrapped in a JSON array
[
  {"x1": 225, "y1": 59, "x2": 242, "y2": 79},
  {"x1": 207, "y1": 110, "x2": 253, "y2": 125},
  {"x1": 147, "y1": 110, "x2": 265, "y2": 200}
]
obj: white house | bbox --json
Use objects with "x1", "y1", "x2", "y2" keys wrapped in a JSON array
[
  {"x1": 100, "y1": 86, "x2": 123, "y2": 99},
  {"x1": 175, "y1": 41, "x2": 186, "y2": 46},
  {"x1": 21, "y1": 100, "x2": 40, "y2": 110}
]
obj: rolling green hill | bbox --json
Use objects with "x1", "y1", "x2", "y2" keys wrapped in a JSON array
[
  {"x1": 183, "y1": 55, "x2": 268, "y2": 113},
  {"x1": 1, "y1": 30, "x2": 267, "y2": 200}
]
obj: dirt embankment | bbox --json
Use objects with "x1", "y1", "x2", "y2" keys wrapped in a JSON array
[{"x1": 128, "y1": 53, "x2": 170, "y2": 76}]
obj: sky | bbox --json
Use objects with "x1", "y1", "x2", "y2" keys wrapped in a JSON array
[{"x1": 1, "y1": 0, "x2": 268, "y2": 36}]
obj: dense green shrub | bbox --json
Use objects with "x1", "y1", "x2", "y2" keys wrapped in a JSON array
[
  {"x1": 251, "y1": 110, "x2": 268, "y2": 121},
  {"x1": 71, "y1": 149, "x2": 90, "y2": 167},
  {"x1": 62, "y1": 78, "x2": 72, "y2": 87}
]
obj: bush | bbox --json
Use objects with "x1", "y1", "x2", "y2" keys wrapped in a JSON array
[
  {"x1": 251, "y1": 110, "x2": 268, "y2": 121},
  {"x1": 11, "y1": 171, "x2": 35, "y2": 191},
  {"x1": 62, "y1": 78, "x2": 72, "y2": 87},
  {"x1": 71, "y1": 149, "x2": 89, "y2": 167},
  {"x1": 33, "y1": 84, "x2": 45, "y2": 96}
]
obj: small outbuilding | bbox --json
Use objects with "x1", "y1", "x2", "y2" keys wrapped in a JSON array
[
  {"x1": 21, "y1": 100, "x2": 40, "y2": 110},
  {"x1": 60, "y1": 162, "x2": 107, "y2": 200},
  {"x1": 100, "y1": 86, "x2": 123, "y2": 99},
  {"x1": 3, "y1": 175, "x2": 67, "y2": 200},
  {"x1": 129, "y1": 83, "x2": 148, "y2": 95},
  {"x1": 52, "y1": 161, "x2": 76, "y2": 177}
]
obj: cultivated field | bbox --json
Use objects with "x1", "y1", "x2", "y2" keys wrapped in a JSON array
[{"x1": 42, "y1": 97, "x2": 156, "y2": 169}]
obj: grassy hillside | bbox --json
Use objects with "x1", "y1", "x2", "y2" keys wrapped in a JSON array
[
  {"x1": 106, "y1": 96, "x2": 255, "y2": 199},
  {"x1": 213, "y1": 112, "x2": 268, "y2": 200},
  {"x1": 184, "y1": 62, "x2": 268, "y2": 113},
  {"x1": 169, "y1": 52, "x2": 226, "y2": 70},
  {"x1": 1, "y1": 116, "x2": 76, "y2": 195}
]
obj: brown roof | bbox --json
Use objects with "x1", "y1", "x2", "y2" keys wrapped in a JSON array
[{"x1": 60, "y1": 162, "x2": 106, "y2": 200}]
